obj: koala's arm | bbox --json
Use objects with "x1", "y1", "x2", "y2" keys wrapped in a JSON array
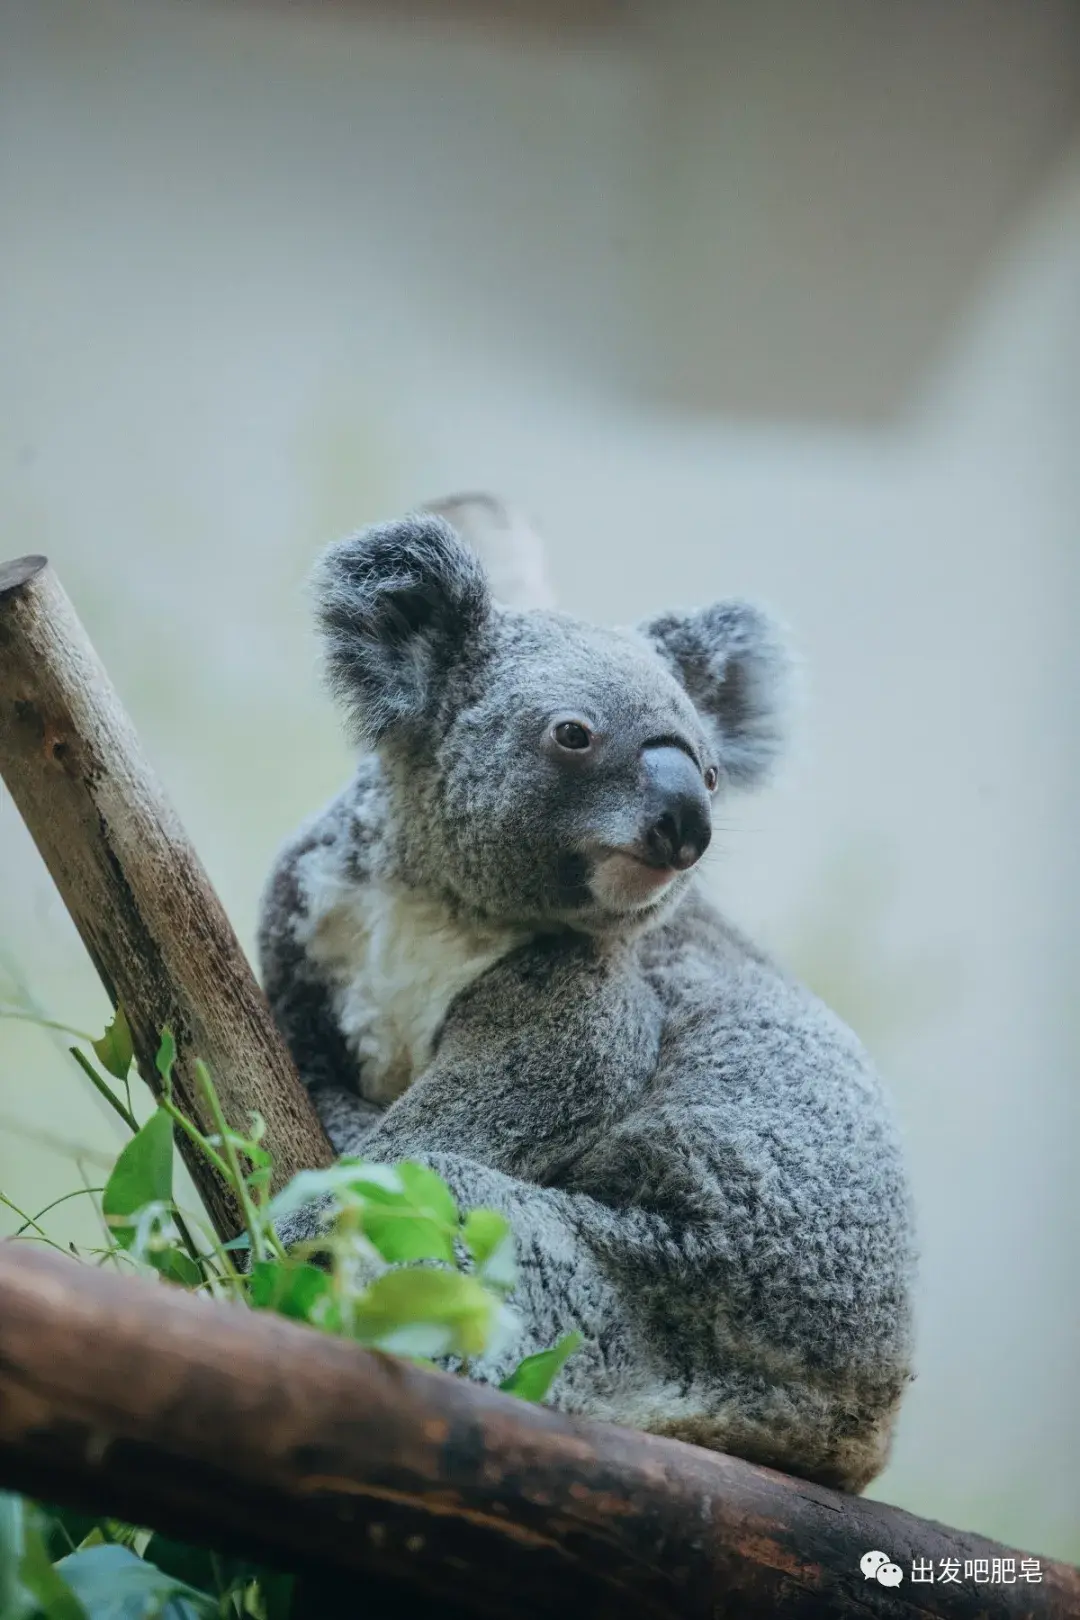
[
  {"x1": 322, "y1": 1099, "x2": 663, "y2": 1393},
  {"x1": 277, "y1": 934, "x2": 669, "y2": 1391},
  {"x1": 354, "y1": 935, "x2": 661, "y2": 1178}
]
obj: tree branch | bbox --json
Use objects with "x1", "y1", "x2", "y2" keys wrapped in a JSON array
[
  {"x1": 0, "y1": 555, "x2": 332, "y2": 1237},
  {"x1": 0, "y1": 1244, "x2": 1075, "y2": 1620}
]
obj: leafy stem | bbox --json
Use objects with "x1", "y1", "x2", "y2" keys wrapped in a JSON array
[
  {"x1": 68, "y1": 1045, "x2": 139, "y2": 1134},
  {"x1": 195, "y1": 1060, "x2": 267, "y2": 1265},
  {"x1": 0, "y1": 1006, "x2": 98, "y2": 1042}
]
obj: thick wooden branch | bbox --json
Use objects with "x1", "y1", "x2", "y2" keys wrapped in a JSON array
[
  {"x1": 0, "y1": 1244, "x2": 1075, "y2": 1620},
  {"x1": 0, "y1": 555, "x2": 332, "y2": 1237}
]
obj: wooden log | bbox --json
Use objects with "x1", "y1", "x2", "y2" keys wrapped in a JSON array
[
  {"x1": 0, "y1": 1244, "x2": 1075, "y2": 1620},
  {"x1": 0, "y1": 555, "x2": 333, "y2": 1238}
]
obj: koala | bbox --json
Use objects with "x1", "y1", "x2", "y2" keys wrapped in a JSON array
[{"x1": 257, "y1": 510, "x2": 916, "y2": 1495}]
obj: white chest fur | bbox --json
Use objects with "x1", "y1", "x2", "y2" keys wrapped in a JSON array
[{"x1": 295, "y1": 848, "x2": 524, "y2": 1105}]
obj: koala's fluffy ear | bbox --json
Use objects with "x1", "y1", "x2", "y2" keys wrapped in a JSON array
[
  {"x1": 311, "y1": 514, "x2": 490, "y2": 743},
  {"x1": 641, "y1": 601, "x2": 793, "y2": 787}
]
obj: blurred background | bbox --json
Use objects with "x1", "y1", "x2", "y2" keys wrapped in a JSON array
[{"x1": 1, "y1": 0, "x2": 1078, "y2": 1561}]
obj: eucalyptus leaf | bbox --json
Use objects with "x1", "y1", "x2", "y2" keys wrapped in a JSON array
[
  {"x1": 55, "y1": 1545, "x2": 212, "y2": 1620},
  {"x1": 352, "y1": 1268, "x2": 496, "y2": 1358},
  {"x1": 499, "y1": 1332, "x2": 584, "y2": 1403},
  {"x1": 0, "y1": 1491, "x2": 31, "y2": 1620},
  {"x1": 154, "y1": 1031, "x2": 176, "y2": 1087},
  {"x1": 460, "y1": 1208, "x2": 509, "y2": 1264},
  {"x1": 18, "y1": 1522, "x2": 87, "y2": 1620},
  {"x1": 462, "y1": 1209, "x2": 517, "y2": 1292},
  {"x1": 359, "y1": 1208, "x2": 456, "y2": 1266},
  {"x1": 248, "y1": 1260, "x2": 331, "y2": 1323},
  {"x1": 69, "y1": 1532, "x2": 106, "y2": 1556},
  {"x1": 367, "y1": 1320, "x2": 459, "y2": 1359},
  {"x1": 264, "y1": 1162, "x2": 403, "y2": 1225},
  {"x1": 102, "y1": 1112, "x2": 174, "y2": 1248},
  {"x1": 395, "y1": 1162, "x2": 458, "y2": 1226},
  {"x1": 125, "y1": 1204, "x2": 180, "y2": 1267},
  {"x1": 101, "y1": 1114, "x2": 196, "y2": 1284},
  {"x1": 157, "y1": 1250, "x2": 202, "y2": 1289},
  {"x1": 91, "y1": 1008, "x2": 133, "y2": 1083}
]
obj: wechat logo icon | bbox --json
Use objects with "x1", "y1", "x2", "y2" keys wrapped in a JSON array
[{"x1": 861, "y1": 1550, "x2": 904, "y2": 1587}]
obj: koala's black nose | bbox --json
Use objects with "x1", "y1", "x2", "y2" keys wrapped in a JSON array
[{"x1": 640, "y1": 745, "x2": 712, "y2": 871}]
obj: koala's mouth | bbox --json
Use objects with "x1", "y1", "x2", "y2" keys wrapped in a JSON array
[{"x1": 588, "y1": 847, "x2": 683, "y2": 914}]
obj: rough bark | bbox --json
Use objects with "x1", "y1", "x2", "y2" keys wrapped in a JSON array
[
  {"x1": 0, "y1": 1244, "x2": 1075, "y2": 1620},
  {"x1": 0, "y1": 555, "x2": 332, "y2": 1238}
]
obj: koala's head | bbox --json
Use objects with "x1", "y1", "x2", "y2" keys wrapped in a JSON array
[{"x1": 313, "y1": 514, "x2": 792, "y2": 933}]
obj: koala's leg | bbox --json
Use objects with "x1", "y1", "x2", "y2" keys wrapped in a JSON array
[
  {"x1": 399, "y1": 1155, "x2": 666, "y2": 1401},
  {"x1": 273, "y1": 1124, "x2": 897, "y2": 1495},
  {"x1": 274, "y1": 1053, "x2": 906, "y2": 1497},
  {"x1": 342, "y1": 1136, "x2": 902, "y2": 1497},
  {"x1": 272, "y1": 1132, "x2": 666, "y2": 1424},
  {"x1": 344, "y1": 991, "x2": 908, "y2": 1492}
]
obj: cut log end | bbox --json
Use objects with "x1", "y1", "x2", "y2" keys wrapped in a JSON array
[{"x1": 0, "y1": 554, "x2": 49, "y2": 597}]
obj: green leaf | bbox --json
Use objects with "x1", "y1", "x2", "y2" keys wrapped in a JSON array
[
  {"x1": 499, "y1": 1332, "x2": 584, "y2": 1403},
  {"x1": 92, "y1": 1008, "x2": 133, "y2": 1083},
  {"x1": 462, "y1": 1209, "x2": 516, "y2": 1292},
  {"x1": 102, "y1": 1112, "x2": 184, "y2": 1284},
  {"x1": 111, "y1": 1204, "x2": 191, "y2": 1280},
  {"x1": 18, "y1": 1521, "x2": 87, "y2": 1620},
  {"x1": 102, "y1": 1112, "x2": 174, "y2": 1241},
  {"x1": 70, "y1": 1531, "x2": 106, "y2": 1555},
  {"x1": 395, "y1": 1162, "x2": 458, "y2": 1226},
  {"x1": 55, "y1": 1544, "x2": 212, "y2": 1619},
  {"x1": 0, "y1": 1491, "x2": 31, "y2": 1620},
  {"x1": 154, "y1": 1031, "x2": 176, "y2": 1088},
  {"x1": 359, "y1": 1208, "x2": 455, "y2": 1266},
  {"x1": 156, "y1": 1249, "x2": 202, "y2": 1289},
  {"x1": 461, "y1": 1208, "x2": 508, "y2": 1264},
  {"x1": 352, "y1": 1269, "x2": 497, "y2": 1358},
  {"x1": 247, "y1": 1260, "x2": 331, "y2": 1324},
  {"x1": 265, "y1": 1162, "x2": 404, "y2": 1226}
]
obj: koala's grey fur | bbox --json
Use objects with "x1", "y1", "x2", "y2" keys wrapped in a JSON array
[{"x1": 258, "y1": 512, "x2": 916, "y2": 1494}]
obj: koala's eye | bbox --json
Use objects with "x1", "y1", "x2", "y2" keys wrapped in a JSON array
[
  {"x1": 552, "y1": 720, "x2": 593, "y2": 752},
  {"x1": 704, "y1": 765, "x2": 719, "y2": 793}
]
